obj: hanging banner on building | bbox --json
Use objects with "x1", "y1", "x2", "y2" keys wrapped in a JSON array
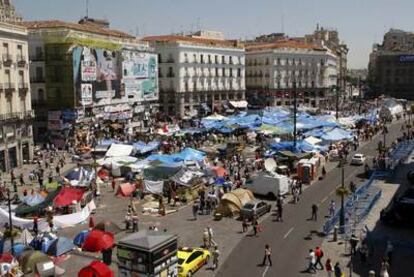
[
  {"x1": 80, "y1": 48, "x2": 97, "y2": 81},
  {"x1": 81, "y1": 84, "x2": 93, "y2": 105}
]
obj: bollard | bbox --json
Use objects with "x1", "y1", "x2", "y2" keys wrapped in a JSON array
[
  {"x1": 368, "y1": 270, "x2": 375, "y2": 277},
  {"x1": 333, "y1": 226, "x2": 338, "y2": 242}
]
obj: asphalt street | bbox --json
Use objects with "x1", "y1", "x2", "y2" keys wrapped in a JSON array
[{"x1": 218, "y1": 120, "x2": 406, "y2": 277}]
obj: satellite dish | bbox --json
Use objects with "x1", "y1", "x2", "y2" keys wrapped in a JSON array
[{"x1": 264, "y1": 158, "x2": 277, "y2": 172}]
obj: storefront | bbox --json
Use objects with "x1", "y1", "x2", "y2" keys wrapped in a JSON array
[
  {"x1": 117, "y1": 231, "x2": 178, "y2": 277},
  {"x1": 8, "y1": 146, "x2": 17, "y2": 169}
]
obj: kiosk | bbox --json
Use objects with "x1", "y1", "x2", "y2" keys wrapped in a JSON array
[{"x1": 117, "y1": 230, "x2": 178, "y2": 277}]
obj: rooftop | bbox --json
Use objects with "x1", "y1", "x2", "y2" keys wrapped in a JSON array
[
  {"x1": 143, "y1": 35, "x2": 243, "y2": 49},
  {"x1": 20, "y1": 20, "x2": 134, "y2": 39},
  {"x1": 246, "y1": 40, "x2": 324, "y2": 52}
]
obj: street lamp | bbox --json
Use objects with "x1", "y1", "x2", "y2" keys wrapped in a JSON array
[
  {"x1": 336, "y1": 157, "x2": 349, "y2": 233},
  {"x1": 293, "y1": 81, "x2": 297, "y2": 148},
  {"x1": 6, "y1": 188, "x2": 14, "y2": 255}
]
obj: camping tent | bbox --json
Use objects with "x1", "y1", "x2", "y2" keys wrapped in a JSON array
[
  {"x1": 216, "y1": 188, "x2": 254, "y2": 217},
  {"x1": 73, "y1": 230, "x2": 89, "y2": 247},
  {"x1": 64, "y1": 167, "x2": 95, "y2": 187},
  {"x1": 15, "y1": 187, "x2": 62, "y2": 217},
  {"x1": 46, "y1": 237, "x2": 74, "y2": 256},
  {"x1": 53, "y1": 187, "x2": 84, "y2": 207},
  {"x1": 82, "y1": 230, "x2": 114, "y2": 252},
  {"x1": 116, "y1": 183, "x2": 136, "y2": 197},
  {"x1": 78, "y1": 261, "x2": 114, "y2": 277}
]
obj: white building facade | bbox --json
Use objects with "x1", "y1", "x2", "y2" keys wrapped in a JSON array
[
  {"x1": 0, "y1": 22, "x2": 34, "y2": 172},
  {"x1": 246, "y1": 41, "x2": 338, "y2": 108},
  {"x1": 144, "y1": 35, "x2": 245, "y2": 118}
]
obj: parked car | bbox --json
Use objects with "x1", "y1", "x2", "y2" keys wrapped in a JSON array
[
  {"x1": 240, "y1": 201, "x2": 271, "y2": 221},
  {"x1": 178, "y1": 247, "x2": 210, "y2": 277},
  {"x1": 350, "y1": 153, "x2": 366, "y2": 165}
]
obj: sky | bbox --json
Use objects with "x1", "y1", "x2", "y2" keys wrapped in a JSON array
[{"x1": 13, "y1": 0, "x2": 414, "y2": 69}]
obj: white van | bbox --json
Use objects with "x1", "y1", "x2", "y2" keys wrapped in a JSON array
[{"x1": 245, "y1": 172, "x2": 291, "y2": 199}]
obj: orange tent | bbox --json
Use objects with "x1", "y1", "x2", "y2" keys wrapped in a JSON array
[
  {"x1": 212, "y1": 166, "x2": 227, "y2": 177},
  {"x1": 115, "y1": 183, "x2": 136, "y2": 197}
]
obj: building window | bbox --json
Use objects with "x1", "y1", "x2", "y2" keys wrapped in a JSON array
[
  {"x1": 215, "y1": 68, "x2": 219, "y2": 76},
  {"x1": 200, "y1": 54, "x2": 204, "y2": 64},
  {"x1": 222, "y1": 68, "x2": 225, "y2": 77},
  {"x1": 20, "y1": 96, "x2": 26, "y2": 112},
  {"x1": 208, "y1": 55, "x2": 211, "y2": 63},
  {"x1": 6, "y1": 95, "x2": 12, "y2": 113},
  {"x1": 158, "y1": 54, "x2": 162, "y2": 63},
  {"x1": 222, "y1": 56, "x2": 225, "y2": 64},
  {"x1": 193, "y1": 54, "x2": 197, "y2": 63},
  {"x1": 184, "y1": 53, "x2": 188, "y2": 63},
  {"x1": 215, "y1": 55, "x2": 218, "y2": 64},
  {"x1": 237, "y1": 68, "x2": 241, "y2": 77},
  {"x1": 229, "y1": 56, "x2": 233, "y2": 64},
  {"x1": 230, "y1": 68, "x2": 233, "y2": 77}
]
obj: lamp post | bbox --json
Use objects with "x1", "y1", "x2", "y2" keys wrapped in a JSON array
[
  {"x1": 6, "y1": 188, "x2": 14, "y2": 255},
  {"x1": 335, "y1": 85, "x2": 339, "y2": 120},
  {"x1": 293, "y1": 81, "x2": 297, "y2": 148}
]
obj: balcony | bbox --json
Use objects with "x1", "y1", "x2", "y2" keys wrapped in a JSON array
[
  {"x1": 18, "y1": 82, "x2": 29, "y2": 93},
  {"x1": 17, "y1": 55, "x2": 26, "y2": 67},
  {"x1": 161, "y1": 58, "x2": 175, "y2": 64},
  {"x1": 30, "y1": 53, "x2": 44, "y2": 62},
  {"x1": 0, "y1": 110, "x2": 35, "y2": 122},
  {"x1": 30, "y1": 77, "x2": 45, "y2": 83},
  {"x1": 4, "y1": 82, "x2": 15, "y2": 92},
  {"x1": 2, "y1": 54, "x2": 12, "y2": 66}
]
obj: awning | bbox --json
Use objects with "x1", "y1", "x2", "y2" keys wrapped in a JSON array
[{"x1": 229, "y1": 100, "x2": 248, "y2": 109}]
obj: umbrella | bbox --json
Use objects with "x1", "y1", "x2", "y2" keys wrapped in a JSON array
[
  {"x1": 73, "y1": 230, "x2": 90, "y2": 247},
  {"x1": 94, "y1": 220, "x2": 122, "y2": 234},
  {"x1": 82, "y1": 230, "x2": 114, "y2": 252},
  {"x1": 78, "y1": 260, "x2": 114, "y2": 277},
  {"x1": 19, "y1": 250, "x2": 52, "y2": 274},
  {"x1": 46, "y1": 237, "x2": 75, "y2": 257}
]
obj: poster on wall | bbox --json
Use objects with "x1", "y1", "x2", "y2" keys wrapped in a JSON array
[
  {"x1": 73, "y1": 46, "x2": 125, "y2": 107},
  {"x1": 122, "y1": 51, "x2": 158, "y2": 103},
  {"x1": 81, "y1": 84, "x2": 93, "y2": 106}
]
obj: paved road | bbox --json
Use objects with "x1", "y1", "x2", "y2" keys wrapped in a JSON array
[{"x1": 218, "y1": 120, "x2": 405, "y2": 277}]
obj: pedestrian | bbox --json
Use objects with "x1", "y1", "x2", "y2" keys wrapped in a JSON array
[
  {"x1": 242, "y1": 218, "x2": 248, "y2": 233},
  {"x1": 315, "y1": 246, "x2": 324, "y2": 270},
  {"x1": 212, "y1": 245, "x2": 220, "y2": 270},
  {"x1": 329, "y1": 200, "x2": 336, "y2": 218},
  {"x1": 132, "y1": 213, "x2": 139, "y2": 232},
  {"x1": 325, "y1": 258, "x2": 333, "y2": 277},
  {"x1": 55, "y1": 164, "x2": 60, "y2": 176},
  {"x1": 19, "y1": 173, "x2": 24, "y2": 186},
  {"x1": 359, "y1": 243, "x2": 368, "y2": 264},
  {"x1": 33, "y1": 216, "x2": 38, "y2": 235},
  {"x1": 385, "y1": 240, "x2": 393, "y2": 265},
  {"x1": 125, "y1": 211, "x2": 131, "y2": 231},
  {"x1": 307, "y1": 249, "x2": 316, "y2": 273},
  {"x1": 334, "y1": 262, "x2": 342, "y2": 277},
  {"x1": 311, "y1": 204, "x2": 318, "y2": 221},
  {"x1": 277, "y1": 201, "x2": 283, "y2": 222},
  {"x1": 111, "y1": 178, "x2": 116, "y2": 191},
  {"x1": 261, "y1": 244, "x2": 272, "y2": 266},
  {"x1": 208, "y1": 226, "x2": 215, "y2": 247},
  {"x1": 252, "y1": 218, "x2": 259, "y2": 237},
  {"x1": 203, "y1": 228, "x2": 210, "y2": 248},
  {"x1": 350, "y1": 234, "x2": 359, "y2": 255},
  {"x1": 192, "y1": 201, "x2": 199, "y2": 220}
]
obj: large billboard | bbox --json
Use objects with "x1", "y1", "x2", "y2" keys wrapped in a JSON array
[
  {"x1": 73, "y1": 46, "x2": 158, "y2": 108},
  {"x1": 122, "y1": 51, "x2": 158, "y2": 103}
]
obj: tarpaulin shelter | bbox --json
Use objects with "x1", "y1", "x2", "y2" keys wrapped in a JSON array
[
  {"x1": 78, "y1": 260, "x2": 114, "y2": 277},
  {"x1": 94, "y1": 220, "x2": 122, "y2": 234},
  {"x1": 216, "y1": 189, "x2": 254, "y2": 217},
  {"x1": 64, "y1": 167, "x2": 95, "y2": 187},
  {"x1": 19, "y1": 250, "x2": 52, "y2": 275},
  {"x1": 105, "y1": 144, "x2": 134, "y2": 157},
  {"x1": 144, "y1": 180, "x2": 164, "y2": 194},
  {"x1": 170, "y1": 169, "x2": 204, "y2": 187},
  {"x1": 73, "y1": 230, "x2": 89, "y2": 247},
  {"x1": 270, "y1": 140, "x2": 316, "y2": 153},
  {"x1": 147, "y1": 148, "x2": 206, "y2": 164},
  {"x1": 53, "y1": 187, "x2": 84, "y2": 207},
  {"x1": 116, "y1": 183, "x2": 136, "y2": 197},
  {"x1": 133, "y1": 141, "x2": 160, "y2": 154},
  {"x1": 320, "y1": 127, "x2": 353, "y2": 142},
  {"x1": 143, "y1": 164, "x2": 181, "y2": 181},
  {"x1": 15, "y1": 187, "x2": 62, "y2": 217},
  {"x1": 82, "y1": 230, "x2": 114, "y2": 252},
  {"x1": 21, "y1": 193, "x2": 45, "y2": 207},
  {"x1": 46, "y1": 237, "x2": 74, "y2": 256},
  {"x1": 0, "y1": 253, "x2": 14, "y2": 264}
]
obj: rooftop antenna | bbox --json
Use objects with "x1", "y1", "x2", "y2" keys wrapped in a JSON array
[{"x1": 85, "y1": 0, "x2": 89, "y2": 18}]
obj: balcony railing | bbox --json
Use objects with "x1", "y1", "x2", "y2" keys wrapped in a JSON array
[
  {"x1": 4, "y1": 82, "x2": 15, "y2": 92},
  {"x1": 2, "y1": 54, "x2": 12, "y2": 66},
  {"x1": 17, "y1": 55, "x2": 26, "y2": 67},
  {"x1": 0, "y1": 110, "x2": 35, "y2": 122},
  {"x1": 18, "y1": 82, "x2": 29, "y2": 93}
]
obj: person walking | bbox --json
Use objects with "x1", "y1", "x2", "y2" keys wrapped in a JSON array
[
  {"x1": 334, "y1": 262, "x2": 342, "y2": 277},
  {"x1": 212, "y1": 246, "x2": 220, "y2": 270},
  {"x1": 311, "y1": 204, "x2": 318, "y2": 221},
  {"x1": 252, "y1": 218, "x2": 259, "y2": 237},
  {"x1": 261, "y1": 244, "x2": 272, "y2": 266},
  {"x1": 315, "y1": 246, "x2": 324, "y2": 270},
  {"x1": 307, "y1": 249, "x2": 316, "y2": 273},
  {"x1": 242, "y1": 218, "x2": 249, "y2": 233},
  {"x1": 325, "y1": 258, "x2": 333, "y2": 277},
  {"x1": 192, "y1": 201, "x2": 199, "y2": 220},
  {"x1": 277, "y1": 201, "x2": 283, "y2": 222},
  {"x1": 208, "y1": 227, "x2": 215, "y2": 247},
  {"x1": 329, "y1": 200, "x2": 336, "y2": 218},
  {"x1": 203, "y1": 228, "x2": 210, "y2": 248}
]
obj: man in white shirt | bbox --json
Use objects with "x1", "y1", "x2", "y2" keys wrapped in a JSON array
[{"x1": 307, "y1": 249, "x2": 316, "y2": 273}]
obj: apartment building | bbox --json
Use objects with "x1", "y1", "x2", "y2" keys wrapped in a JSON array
[
  {"x1": 144, "y1": 32, "x2": 246, "y2": 118},
  {"x1": 0, "y1": 22, "x2": 33, "y2": 172}
]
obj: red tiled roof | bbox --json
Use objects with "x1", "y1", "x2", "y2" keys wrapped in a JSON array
[
  {"x1": 143, "y1": 35, "x2": 243, "y2": 48},
  {"x1": 20, "y1": 20, "x2": 134, "y2": 39},
  {"x1": 246, "y1": 39, "x2": 324, "y2": 52}
]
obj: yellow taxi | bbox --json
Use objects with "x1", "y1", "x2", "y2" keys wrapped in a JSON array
[{"x1": 177, "y1": 247, "x2": 210, "y2": 277}]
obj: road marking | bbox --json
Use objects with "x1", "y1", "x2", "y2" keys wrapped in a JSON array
[
  {"x1": 320, "y1": 196, "x2": 329, "y2": 204},
  {"x1": 283, "y1": 227, "x2": 294, "y2": 239},
  {"x1": 262, "y1": 265, "x2": 270, "y2": 277}
]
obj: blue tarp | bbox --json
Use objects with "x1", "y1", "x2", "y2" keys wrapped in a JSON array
[
  {"x1": 270, "y1": 140, "x2": 316, "y2": 153},
  {"x1": 147, "y1": 148, "x2": 206, "y2": 164},
  {"x1": 46, "y1": 237, "x2": 74, "y2": 256},
  {"x1": 73, "y1": 230, "x2": 89, "y2": 247},
  {"x1": 22, "y1": 194, "x2": 45, "y2": 207},
  {"x1": 320, "y1": 128, "x2": 353, "y2": 141},
  {"x1": 98, "y1": 139, "x2": 119, "y2": 147},
  {"x1": 132, "y1": 141, "x2": 160, "y2": 154}
]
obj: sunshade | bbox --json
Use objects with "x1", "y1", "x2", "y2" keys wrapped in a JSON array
[
  {"x1": 78, "y1": 260, "x2": 114, "y2": 277},
  {"x1": 46, "y1": 237, "x2": 74, "y2": 257},
  {"x1": 19, "y1": 250, "x2": 52, "y2": 274},
  {"x1": 73, "y1": 230, "x2": 89, "y2": 247},
  {"x1": 82, "y1": 230, "x2": 114, "y2": 252},
  {"x1": 94, "y1": 220, "x2": 122, "y2": 234}
]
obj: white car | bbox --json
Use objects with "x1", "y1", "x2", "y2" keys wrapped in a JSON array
[{"x1": 351, "y1": 154, "x2": 366, "y2": 165}]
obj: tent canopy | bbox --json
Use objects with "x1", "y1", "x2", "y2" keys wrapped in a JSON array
[
  {"x1": 216, "y1": 188, "x2": 254, "y2": 216},
  {"x1": 116, "y1": 183, "x2": 136, "y2": 197},
  {"x1": 78, "y1": 261, "x2": 114, "y2": 277},
  {"x1": 82, "y1": 230, "x2": 114, "y2": 252},
  {"x1": 46, "y1": 237, "x2": 75, "y2": 257},
  {"x1": 105, "y1": 144, "x2": 134, "y2": 157},
  {"x1": 53, "y1": 187, "x2": 84, "y2": 207}
]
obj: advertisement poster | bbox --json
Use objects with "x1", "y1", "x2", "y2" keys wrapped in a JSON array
[
  {"x1": 81, "y1": 84, "x2": 93, "y2": 106},
  {"x1": 73, "y1": 46, "x2": 124, "y2": 107}
]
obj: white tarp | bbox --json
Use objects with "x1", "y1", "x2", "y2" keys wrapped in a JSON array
[
  {"x1": 304, "y1": 136, "x2": 322, "y2": 145},
  {"x1": 144, "y1": 180, "x2": 164, "y2": 194},
  {"x1": 204, "y1": 114, "x2": 228, "y2": 121},
  {"x1": 52, "y1": 200, "x2": 96, "y2": 228},
  {"x1": 105, "y1": 144, "x2": 134, "y2": 157},
  {"x1": 0, "y1": 207, "x2": 48, "y2": 231},
  {"x1": 229, "y1": 100, "x2": 248, "y2": 108}
]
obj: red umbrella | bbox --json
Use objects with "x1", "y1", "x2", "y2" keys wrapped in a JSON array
[
  {"x1": 82, "y1": 230, "x2": 114, "y2": 252},
  {"x1": 78, "y1": 260, "x2": 114, "y2": 277}
]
